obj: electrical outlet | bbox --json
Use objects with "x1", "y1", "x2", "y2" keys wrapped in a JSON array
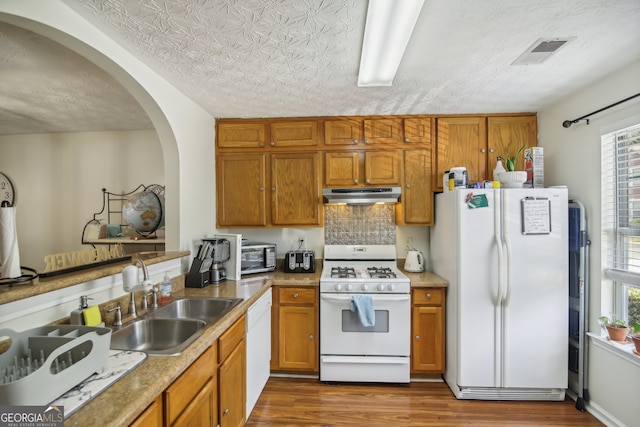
[
  {"x1": 406, "y1": 237, "x2": 413, "y2": 249},
  {"x1": 298, "y1": 237, "x2": 305, "y2": 249}
]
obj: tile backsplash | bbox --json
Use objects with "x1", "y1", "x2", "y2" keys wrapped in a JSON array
[{"x1": 324, "y1": 204, "x2": 396, "y2": 245}]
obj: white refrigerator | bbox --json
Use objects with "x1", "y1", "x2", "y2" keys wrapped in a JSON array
[{"x1": 431, "y1": 187, "x2": 568, "y2": 400}]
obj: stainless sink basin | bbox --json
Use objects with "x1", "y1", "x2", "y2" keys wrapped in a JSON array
[
  {"x1": 110, "y1": 318, "x2": 207, "y2": 356},
  {"x1": 109, "y1": 297, "x2": 243, "y2": 356},
  {"x1": 151, "y1": 297, "x2": 242, "y2": 321}
]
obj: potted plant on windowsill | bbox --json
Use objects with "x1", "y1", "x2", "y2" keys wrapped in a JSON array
[
  {"x1": 632, "y1": 322, "x2": 640, "y2": 355},
  {"x1": 498, "y1": 145, "x2": 527, "y2": 188},
  {"x1": 598, "y1": 315, "x2": 630, "y2": 343}
]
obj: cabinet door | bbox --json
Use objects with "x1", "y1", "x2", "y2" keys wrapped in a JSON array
[
  {"x1": 218, "y1": 122, "x2": 266, "y2": 148},
  {"x1": 363, "y1": 118, "x2": 403, "y2": 145},
  {"x1": 172, "y1": 379, "x2": 216, "y2": 427},
  {"x1": 278, "y1": 305, "x2": 318, "y2": 372},
  {"x1": 364, "y1": 151, "x2": 401, "y2": 185},
  {"x1": 271, "y1": 152, "x2": 321, "y2": 226},
  {"x1": 403, "y1": 117, "x2": 432, "y2": 144},
  {"x1": 435, "y1": 117, "x2": 486, "y2": 190},
  {"x1": 216, "y1": 153, "x2": 267, "y2": 226},
  {"x1": 219, "y1": 340, "x2": 246, "y2": 427},
  {"x1": 324, "y1": 152, "x2": 360, "y2": 186},
  {"x1": 401, "y1": 149, "x2": 433, "y2": 225},
  {"x1": 130, "y1": 395, "x2": 163, "y2": 427},
  {"x1": 270, "y1": 121, "x2": 318, "y2": 147},
  {"x1": 324, "y1": 118, "x2": 363, "y2": 145},
  {"x1": 411, "y1": 305, "x2": 444, "y2": 373},
  {"x1": 487, "y1": 115, "x2": 537, "y2": 173}
]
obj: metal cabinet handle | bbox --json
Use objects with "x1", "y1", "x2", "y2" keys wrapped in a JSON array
[
  {"x1": 426, "y1": 292, "x2": 432, "y2": 299},
  {"x1": 489, "y1": 148, "x2": 495, "y2": 153},
  {"x1": 364, "y1": 138, "x2": 369, "y2": 144},
  {"x1": 259, "y1": 187, "x2": 265, "y2": 191},
  {"x1": 366, "y1": 179, "x2": 371, "y2": 184},
  {"x1": 404, "y1": 137, "x2": 410, "y2": 142},
  {"x1": 354, "y1": 179, "x2": 358, "y2": 184},
  {"x1": 406, "y1": 184, "x2": 411, "y2": 189},
  {"x1": 481, "y1": 148, "x2": 486, "y2": 153},
  {"x1": 259, "y1": 142, "x2": 264, "y2": 147},
  {"x1": 271, "y1": 187, "x2": 276, "y2": 191},
  {"x1": 224, "y1": 409, "x2": 229, "y2": 416},
  {"x1": 415, "y1": 335, "x2": 421, "y2": 341},
  {"x1": 310, "y1": 335, "x2": 314, "y2": 340},
  {"x1": 353, "y1": 139, "x2": 359, "y2": 144},
  {"x1": 270, "y1": 141, "x2": 275, "y2": 146},
  {"x1": 293, "y1": 293, "x2": 299, "y2": 298}
]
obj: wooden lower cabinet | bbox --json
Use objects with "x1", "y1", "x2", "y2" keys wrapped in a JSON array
[
  {"x1": 271, "y1": 286, "x2": 318, "y2": 373},
  {"x1": 411, "y1": 288, "x2": 445, "y2": 374},
  {"x1": 164, "y1": 345, "x2": 217, "y2": 427},
  {"x1": 130, "y1": 395, "x2": 163, "y2": 427},
  {"x1": 218, "y1": 316, "x2": 246, "y2": 427}
]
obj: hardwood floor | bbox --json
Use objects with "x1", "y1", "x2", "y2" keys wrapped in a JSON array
[{"x1": 247, "y1": 377, "x2": 604, "y2": 426}]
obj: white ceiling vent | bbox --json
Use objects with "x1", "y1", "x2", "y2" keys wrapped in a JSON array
[{"x1": 512, "y1": 37, "x2": 576, "y2": 65}]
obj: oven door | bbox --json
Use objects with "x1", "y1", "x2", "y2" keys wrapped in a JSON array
[{"x1": 320, "y1": 293, "x2": 410, "y2": 356}]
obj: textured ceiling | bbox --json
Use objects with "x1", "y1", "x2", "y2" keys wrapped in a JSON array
[{"x1": 1, "y1": 0, "x2": 640, "y2": 135}]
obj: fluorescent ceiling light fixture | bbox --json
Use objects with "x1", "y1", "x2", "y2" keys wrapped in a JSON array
[{"x1": 358, "y1": 0, "x2": 425, "y2": 87}]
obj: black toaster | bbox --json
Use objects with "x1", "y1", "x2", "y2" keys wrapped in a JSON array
[{"x1": 284, "y1": 250, "x2": 316, "y2": 273}]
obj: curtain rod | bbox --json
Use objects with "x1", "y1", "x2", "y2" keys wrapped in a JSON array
[{"x1": 562, "y1": 92, "x2": 640, "y2": 128}]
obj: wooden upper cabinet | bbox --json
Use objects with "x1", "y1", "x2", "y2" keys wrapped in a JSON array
[
  {"x1": 324, "y1": 152, "x2": 360, "y2": 186},
  {"x1": 487, "y1": 115, "x2": 537, "y2": 173},
  {"x1": 363, "y1": 118, "x2": 403, "y2": 145},
  {"x1": 364, "y1": 151, "x2": 401, "y2": 185},
  {"x1": 403, "y1": 117, "x2": 432, "y2": 145},
  {"x1": 324, "y1": 118, "x2": 363, "y2": 145},
  {"x1": 217, "y1": 122, "x2": 266, "y2": 148},
  {"x1": 270, "y1": 121, "x2": 318, "y2": 147},
  {"x1": 216, "y1": 153, "x2": 267, "y2": 227},
  {"x1": 435, "y1": 117, "x2": 487, "y2": 190},
  {"x1": 271, "y1": 152, "x2": 322, "y2": 226},
  {"x1": 400, "y1": 149, "x2": 433, "y2": 225}
]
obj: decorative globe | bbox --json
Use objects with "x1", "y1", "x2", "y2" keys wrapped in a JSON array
[{"x1": 122, "y1": 191, "x2": 163, "y2": 235}]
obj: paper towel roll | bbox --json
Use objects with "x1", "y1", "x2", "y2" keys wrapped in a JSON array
[{"x1": 0, "y1": 207, "x2": 21, "y2": 279}]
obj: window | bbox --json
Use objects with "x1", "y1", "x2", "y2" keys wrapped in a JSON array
[{"x1": 602, "y1": 122, "x2": 640, "y2": 330}]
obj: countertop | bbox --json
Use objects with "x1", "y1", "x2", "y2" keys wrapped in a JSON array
[{"x1": 57, "y1": 258, "x2": 447, "y2": 426}]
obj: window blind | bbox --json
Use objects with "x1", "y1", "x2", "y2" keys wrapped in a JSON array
[{"x1": 602, "y1": 123, "x2": 640, "y2": 288}]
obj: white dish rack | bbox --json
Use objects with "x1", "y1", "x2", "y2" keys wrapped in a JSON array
[{"x1": 0, "y1": 325, "x2": 111, "y2": 405}]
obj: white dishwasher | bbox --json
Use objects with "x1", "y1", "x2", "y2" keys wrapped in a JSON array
[{"x1": 245, "y1": 288, "x2": 272, "y2": 418}]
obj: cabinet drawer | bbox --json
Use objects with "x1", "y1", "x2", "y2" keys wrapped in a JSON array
[
  {"x1": 412, "y1": 288, "x2": 444, "y2": 306},
  {"x1": 279, "y1": 287, "x2": 317, "y2": 305},
  {"x1": 165, "y1": 345, "x2": 216, "y2": 426},
  {"x1": 219, "y1": 315, "x2": 246, "y2": 362}
]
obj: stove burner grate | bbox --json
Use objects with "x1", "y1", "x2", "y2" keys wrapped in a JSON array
[
  {"x1": 331, "y1": 266, "x2": 356, "y2": 279},
  {"x1": 367, "y1": 266, "x2": 397, "y2": 279}
]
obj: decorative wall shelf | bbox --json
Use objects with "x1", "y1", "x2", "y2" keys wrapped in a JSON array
[{"x1": 81, "y1": 184, "x2": 165, "y2": 248}]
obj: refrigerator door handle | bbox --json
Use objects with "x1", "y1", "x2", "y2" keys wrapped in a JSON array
[
  {"x1": 494, "y1": 188, "x2": 505, "y2": 306},
  {"x1": 503, "y1": 191, "x2": 513, "y2": 307}
]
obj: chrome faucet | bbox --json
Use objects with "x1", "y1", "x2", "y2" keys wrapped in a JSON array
[{"x1": 122, "y1": 258, "x2": 153, "y2": 318}]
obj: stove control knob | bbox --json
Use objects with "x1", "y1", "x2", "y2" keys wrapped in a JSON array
[
  {"x1": 345, "y1": 284, "x2": 352, "y2": 291},
  {"x1": 334, "y1": 284, "x2": 342, "y2": 291},
  {"x1": 388, "y1": 284, "x2": 395, "y2": 291},
  {"x1": 361, "y1": 284, "x2": 368, "y2": 291},
  {"x1": 377, "y1": 284, "x2": 385, "y2": 291}
]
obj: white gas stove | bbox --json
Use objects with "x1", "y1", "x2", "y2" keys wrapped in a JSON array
[{"x1": 320, "y1": 245, "x2": 410, "y2": 383}]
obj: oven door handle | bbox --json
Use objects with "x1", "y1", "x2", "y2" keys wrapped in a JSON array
[
  {"x1": 320, "y1": 294, "x2": 410, "y2": 302},
  {"x1": 321, "y1": 356, "x2": 409, "y2": 365}
]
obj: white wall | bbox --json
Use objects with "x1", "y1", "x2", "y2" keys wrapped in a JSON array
[
  {"x1": 0, "y1": 130, "x2": 163, "y2": 271},
  {"x1": 538, "y1": 59, "x2": 640, "y2": 427}
]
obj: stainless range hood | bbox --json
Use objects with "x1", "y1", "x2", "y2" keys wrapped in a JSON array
[{"x1": 322, "y1": 187, "x2": 401, "y2": 205}]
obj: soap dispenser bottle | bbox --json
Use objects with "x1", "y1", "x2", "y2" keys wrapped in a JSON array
[
  {"x1": 159, "y1": 273, "x2": 173, "y2": 305},
  {"x1": 70, "y1": 295, "x2": 89, "y2": 325},
  {"x1": 493, "y1": 156, "x2": 506, "y2": 181}
]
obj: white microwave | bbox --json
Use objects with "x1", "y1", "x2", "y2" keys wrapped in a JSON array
[{"x1": 240, "y1": 242, "x2": 277, "y2": 275}]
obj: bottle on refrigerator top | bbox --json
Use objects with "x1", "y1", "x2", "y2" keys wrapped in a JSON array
[
  {"x1": 159, "y1": 273, "x2": 173, "y2": 305},
  {"x1": 493, "y1": 156, "x2": 506, "y2": 181}
]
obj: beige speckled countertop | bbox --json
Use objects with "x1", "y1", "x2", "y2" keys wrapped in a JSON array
[{"x1": 35, "y1": 256, "x2": 446, "y2": 426}]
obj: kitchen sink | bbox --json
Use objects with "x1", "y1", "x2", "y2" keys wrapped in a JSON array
[
  {"x1": 151, "y1": 297, "x2": 242, "y2": 322},
  {"x1": 109, "y1": 297, "x2": 243, "y2": 356},
  {"x1": 110, "y1": 318, "x2": 207, "y2": 356}
]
